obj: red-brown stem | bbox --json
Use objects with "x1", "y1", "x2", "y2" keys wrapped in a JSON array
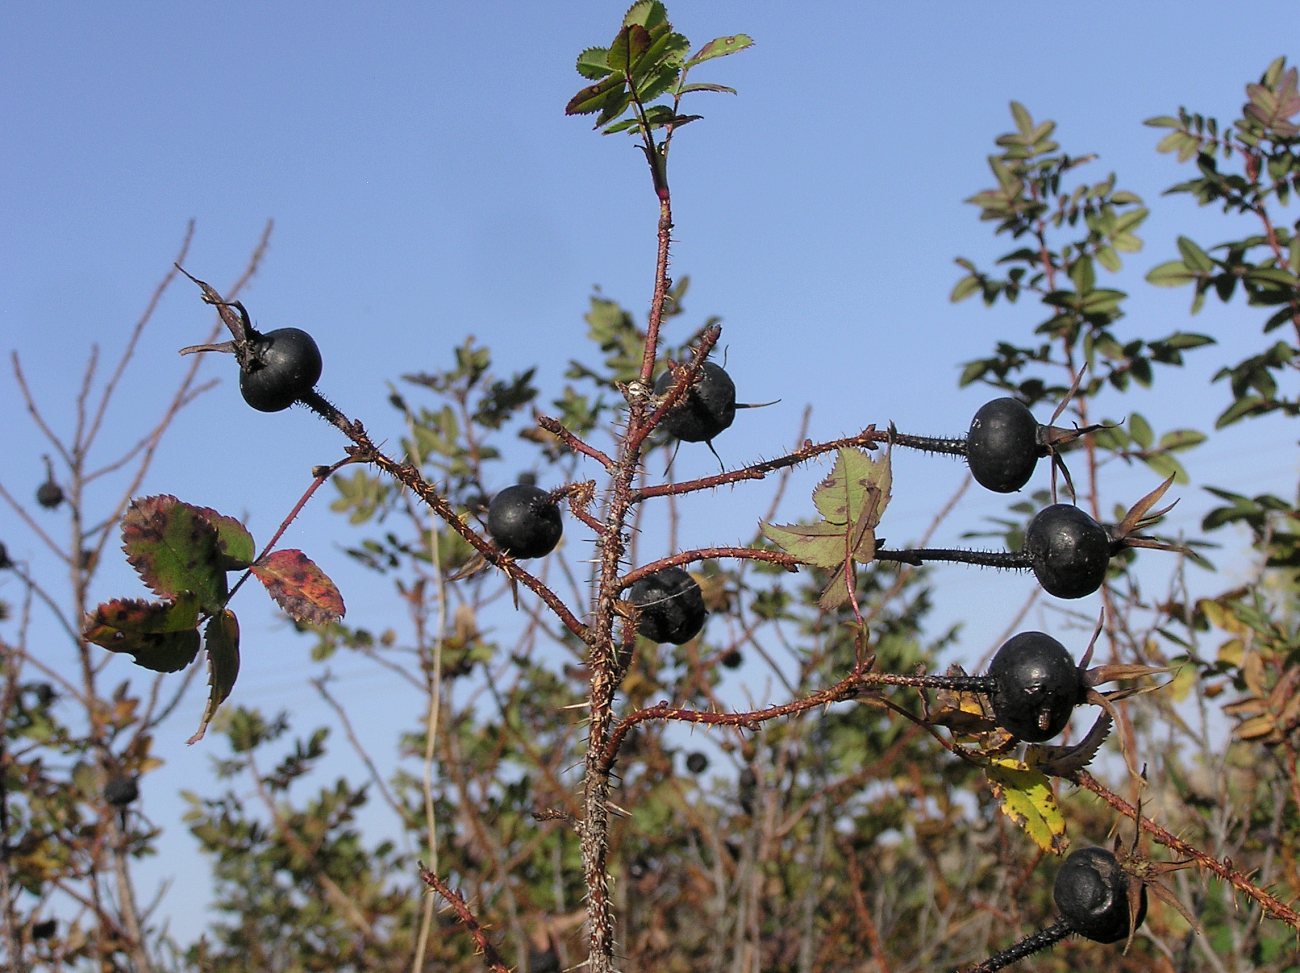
[
  {"x1": 634, "y1": 428, "x2": 888, "y2": 500},
  {"x1": 619, "y1": 547, "x2": 800, "y2": 588},
  {"x1": 535, "y1": 414, "x2": 615, "y2": 470},
  {"x1": 416, "y1": 865, "x2": 512, "y2": 973},
  {"x1": 1072, "y1": 770, "x2": 1300, "y2": 929}
]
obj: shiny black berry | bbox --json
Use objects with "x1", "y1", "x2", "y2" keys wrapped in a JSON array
[
  {"x1": 238, "y1": 327, "x2": 323, "y2": 412},
  {"x1": 486, "y1": 484, "x2": 563, "y2": 559},
  {"x1": 988, "y1": 632, "x2": 1083, "y2": 742},
  {"x1": 654, "y1": 361, "x2": 737, "y2": 443},
  {"x1": 719, "y1": 648, "x2": 743, "y2": 669},
  {"x1": 1054, "y1": 847, "x2": 1146, "y2": 943},
  {"x1": 685, "y1": 751, "x2": 709, "y2": 774},
  {"x1": 1024, "y1": 504, "x2": 1113, "y2": 599},
  {"x1": 103, "y1": 775, "x2": 140, "y2": 807},
  {"x1": 628, "y1": 567, "x2": 707, "y2": 644},
  {"x1": 967, "y1": 397, "x2": 1042, "y2": 493}
]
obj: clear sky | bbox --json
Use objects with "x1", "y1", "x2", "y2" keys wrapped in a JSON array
[{"x1": 3, "y1": 0, "x2": 1296, "y2": 949}]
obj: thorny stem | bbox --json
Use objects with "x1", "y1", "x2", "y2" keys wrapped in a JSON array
[
  {"x1": 416, "y1": 865, "x2": 511, "y2": 973},
  {"x1": 1072, "y1": 770, "x2": 1300, "y2": 930}
]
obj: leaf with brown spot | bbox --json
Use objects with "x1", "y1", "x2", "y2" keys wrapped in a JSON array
[
  {"x1": 82, "y1": 595, "x2": 202, "y2": 672},
  {"x1": 251, "y1": 550, "x2": 345, "y2": 625},
  {"x1": 190, "y1": 610, "x2": 240, "y2": 745},
  {"x1": 121, "y1": 495, "x2": 228, "y2": 612},
  {"x1": 192, "y1": 505, "x2": 256, "y2": 570}
]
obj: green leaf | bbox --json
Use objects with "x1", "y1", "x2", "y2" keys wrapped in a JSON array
[
  {"x1": 607, "y1": 24, "x2": 652, "y2": 73},
  {"x1": 1176, "y1": 236, "x2": 1214, "y2": 273},
  {"x1": 685, "y1": 34, "x2": 754, "y2": 68},
  {"x1": 193, "y1": 505, "x2": 256, "y2": 570},
  {"x1": 82, "y1": 594, "x2": 202, "y2": 672},
  {"x1": 950, "y1": 274, "x2": 982, "y2": 303},
  {"x1": 1143, "y1": 452, "x2": 1188, "y2": 484},
  {"x1": 576, "y1": 46, "x2": 612, "y2": 80},
  {"x1": 565, "y1": 75, "x2": 628, "y2": 118},
  {"x1": 1010, "y1": 100, "x2": 1034, "y2": 136},
  {"x1": 759, "y1": 521, "x2": 852, "y2": 570},
  {"x1": 762, "y1": 449, "x2": 891, "y2": 612},
  {"x1": 1146, "y1": 260, "x2": 1198, "y2": 287},
  {"x1": 985, "y1": 757, "x2": 1068, "y2": 854},
  {"x1": 251, "y1": 550, "x2": 346, "y2": 625},
  {"x1": 121, "y1": 495, "x2": 228, "y2": 614},
  {"x1": 190, "y1": 610, "x2": 240, "y2": 745},
  {"x1": 677, "y1": 82, "x2": 737, "y2": 95},
  {"x1": 622, "y1": 0, "x2": 667, "y2": 29},
  {"x1": 1129, "y1": 412, "x2": 1153, "y2": 449},
  {"x1": 812, "y1": 447, "x2": 892, "y2": 534},
  {"x1": 1157, "y1": 429, "x2": 1207, "y2": 452}
]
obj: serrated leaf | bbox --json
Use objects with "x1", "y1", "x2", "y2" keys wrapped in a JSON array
[
  {"x1": 812, "y1": 447, "x2": 891, "y2": 528},
  {"x1": 760, "y1": 521, "x2": 855, "y2": 570},
  {"x1": 190, "y1": 610, "x2": 240, "y2": 745},
  {"x1": 121, "y1": 495, "x2": 228, "y2": 612},
  {"x1": 607, "y1": 24, "x2": 652, "y2": 73},
  {"x1": 192, "y1": 505, "x2": 256, "y2": 570},
  {"x1": 565, "y1": 75, "x2": 628, "y2": 117},
  {"x1": 83, "y1": 595, "x2": 202, "y2": 672},
  {"x1": 252, "y1": 550, "x2": 345, "y2": 625},
  {"x1": 677, "y1": 82, "x2": 736, "y2": 95},
  {"x1": 576, "y1": 46, "x2": 612, "y2": 80},
  {"x1": 986, "y1": 757, "x2": 1068, "y2": 854},
  {"x1": 685, "y1": 34, "x2": 754, "y2": 68},
  {"x1": 622, "y1": 0, "x2": 667, "y2": 29}
]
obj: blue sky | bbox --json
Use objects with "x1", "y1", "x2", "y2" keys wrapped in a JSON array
[{"x1": 3, "y1": 0, "x2": 1296, "y2": 948}]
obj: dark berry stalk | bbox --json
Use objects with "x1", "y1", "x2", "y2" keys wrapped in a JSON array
[
  {"x1": 876, "y1": 547, "x2": 1032, "y2": 570},
  {"x1": 890, "y1": 432, "x2": 969, "y2": 457},
  {"x1": 958, "y1": 918, "x2": 1072, "y2": 973}
]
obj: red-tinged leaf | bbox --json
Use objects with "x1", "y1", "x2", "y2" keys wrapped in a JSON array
[
  {"x1": 252, "y1": 550, "x2": 345, "y2": 625},
  {"x1": 189, "y1": 610, "x2": 240, "y2": 745},
  {"x1": 121, "y1": 495, "x2": 228, "y2": 612},
  {"x1": 82, "y1": 595, "x2": 202, "y2": 672},
  {"x1": 607, "y1": 24, "x2": 652, "y2": 74},
  {"x1": 191, "y1": 505, "x2": 256, "y2": 570},
  {"x1": 565, "y1": 75, "x2": 628, "y2": 116}
]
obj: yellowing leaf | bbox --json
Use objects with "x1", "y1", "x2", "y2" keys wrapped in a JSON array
[{"x1": 986, "y1": 757, "x2": 1068, "y2": 854}]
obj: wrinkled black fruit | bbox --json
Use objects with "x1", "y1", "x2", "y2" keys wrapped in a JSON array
[
  {"x1": 239, "y1": 327, "x2": 323, "y2": 412},
  {"x1": 654, "y1": 361, "x2": 737, "y2": 443},
  {"x1": 967, "y1": 397, "x2": 1041, "y2": 493},
  {"x1": 31, "y1": 918, "x2": 56, "y2": 941},
  {"x1": 36, "y1": 480, "x2": 64, "y2": 509},
  {"x1": 103, "y1": 775, "x2": 139, "y2": 807},
  {"x1": 720, "y1": 648, "x2": 743, "y2": 669},
  {"x1": 1054, "y1": 846, "x2": 1147, "y2": 943},
  {"x1": 685, "y1": 751, "x2": 709, "y2": 774},
  {"x1": 988, "y1": 631, "x2": 1083, "y2": 742},
  {"x1": 628, "y1": 567, "x2": 707, "y2": 644},
  {"x1": 487, "y1": 484, "x2": 563, "y2": 559},
  {"x1": 1024, "y1": 504, "x2": 1112, "y2": 599}
]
